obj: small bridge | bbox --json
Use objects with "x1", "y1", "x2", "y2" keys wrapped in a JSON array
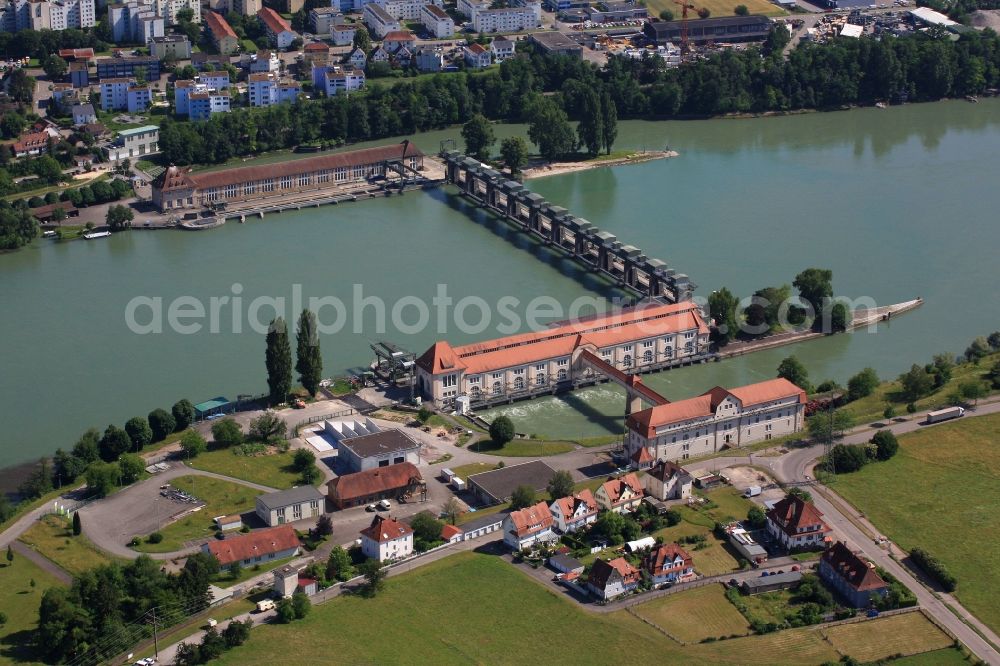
[{"x1": 440, "y1": 151, "x2": 694, "y2": 303}]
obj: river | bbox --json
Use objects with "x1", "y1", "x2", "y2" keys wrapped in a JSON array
[{"x1": 2, "y1": 99, "x2": 999, "y2": 469}]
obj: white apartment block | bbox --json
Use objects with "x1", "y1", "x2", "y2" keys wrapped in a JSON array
[
  {"x1": 175, "y1": 75, "x2": 229, "y2": 116},
  {"x1": 247, "y1": 72, "x2": 300, "y2": 107},
  {"x1": 457, "y1": 0, "x2": 488, "y2": 19},
  {"x1": 372, "y1": 0, "x2": 441, "y2": 21},
  {"x1": 419, "y1": 2, "x2": 452, "y2": 37},
  {"x1": 1, "y1": 0, "x2": 96, "y2": 31},
  {"x1": 363, "y1": 2, "x2": 398, "y2": 37},
  {"x1": 99, "y1": 77, "x2": 132, "y2": 111},
  {"x1": 107, "y1": 125, "x2": 159, "y2": 162},
  {"x1": 472, "y1": 3, "x2": 539, "y2": 33},
  {"x1": 309, "y1": 5, "x2": 341, "y2": 33},
  {"x1": 312, "y1": 64, "x2": 364, "y2": 96}
]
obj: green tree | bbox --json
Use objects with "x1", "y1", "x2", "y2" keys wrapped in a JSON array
[
  {"x1": 72, "y1": 428, "x2": 101, "y2": 464},
  {"x1": 124, "y1": 416, "x2": 152, "y2": 451},
  {"x1": 85, "y1": 461, "x2": 119, "y2": 497},
  {"x1": 32, "y1": 156, "x2": 64, "y2": 184},
  {"x1": 898, "y1": 364, "x2": 934, "y2": 401},
  {"x1": 659, "y1": 8, "x2": 674, "y2": 20},
  {"x1": 172, "y1": 399, "x2": 196, "y2": 431},
  {"x1": 53, "y1": 448, "x2": 86, "y2": 486},
  {"x1": 830, "y1": 303, "x2": 849, "y2": 333},
  {"x1": 148, "y1": 408, "x2": 176, "y2": 441},
  {"x1": 276, "y1": 597, "x2": 297, "y2": 623},
  {"x1": 211, "y1": 418, "x2": 244, "y2": 447},
  {"x1": 527, "y1": 95, "x2": 576, "y2": 161},
  {"x1": 708, "y1": 287, "x2": 740, "y2": 346},
  {"x1": 489, "y1": 415, "x2": 515, "y2": 446},
  {"x1": 353, "y1": 25, "x2": 371, "y2": 52},
  {"x1": 510, "y1": 484, "x2": 536, "y2": 510},
  {"x1": 746, "y1": 506, "x2": 766, "y2": 528},
  {"x1": 293, "y1": 447, "x2": 316, "y2": 471},
  {"x1": 734, "y1": 3, "x2": 749, "y2": 14},
  {"x1": 105, "y1": 204, "x2": 133, "y2": 231},
  {"x1": 8, "y1": 69, "x2": 34, "y2": 104},
  {"x1": 987, "y1": 359, "x2": 1000, "y2": 390},
  {"x1": 72, "y1": 512, "x2": 82, "y2": 536},
  {"x1": 829, "y1": 444, "x2": 867, "y2": 473},
  {"x1": 19, "y1": 458, "x2": 53, "y2": 499},
  {"x1": 777, "y1": 356, "x2": 811, "y2": 392},
  {"x1": 291, "y1": 589, "x2": 311, "y2": 618},
  {"x1": 807, "y1": 410, "x2": 854, "y2": 442},
  {"x1": 326, "y1": 546, "x2": 355, "y2": 582},
  {"x1": 697, "y1": 7, "x2": 710, "y2": 17},
  {"x1": 461, "y1": 113, "x2": 495, "y2": 162},
  {"x1": 964, "y1": 336, "x2": 990, "y2": 364},
  {"x1": 442, "y1": 496, "x2": 463, "y2": 525},
  {"x1": 266, "y1": 317, "x2": 293, "y2": 405},
  {"x1": 546, "y1": 470, "x2": 574, "y2": 500},
  {"x1": 118, "y1": 453, "x2": 145, "y2": 484},
  {"x1": 927, "y1": 353, "x2": 954, "y2": 388},
  {"x1": 883, "y1": 404, "x2": 896, "y2": 420},
  {"x1": 410, "y1": 511, "x2": 445, "y2": 551},
  {"x1": 180, "y1": 430, "x2": 207, "y2": 458},
  {"x1": 315, "y1": 513, "x2": 333, "y2": 537},
  {"x1": 222, "y1": 618, "x2": 252, "y2": 648},
  {"x1": 846, "y1": 367, "x2": 879, "y2": 402},
  {"x1": 295, "y1": 309, "x2": 323, "y2": 397},
  {"x1": 359, "y1": 559, "x2": 386, "y2": 597},
  {"x1": 870, "y1": 430, "x2": 898, "y2": 461},
  {"x1": 600, "y1": 90, "x2": 618, "y2": 154},
  {"x1": 499, "y1": 135, "x2": 529, "y2": 175},
  {"x1": 576, "y1": 87, "x2": 604, "y2": 156},
  {"x1": 42, "y1": 54, "x2": 69, "y2": 80},
  {"x1": 248, "y1": 411, "x2": 286, "y2": 443},
  {"x1": 99, "y1": 424, "x2": 131, "y2": 462},
  {"x1": 793, "y1": 268, "x2": 834, "y2": 327},
  {"x1": 958, "y1": 380, "x2": 988, "y2": 407}
]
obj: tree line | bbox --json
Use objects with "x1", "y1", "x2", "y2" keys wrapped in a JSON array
[{"x1": 264, "y1": 310, "x2": 324, "y2": 406}]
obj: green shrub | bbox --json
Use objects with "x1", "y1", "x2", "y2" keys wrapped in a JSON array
[{"x1": 147, "y1": 532, "x2": 163, "y2": 544}]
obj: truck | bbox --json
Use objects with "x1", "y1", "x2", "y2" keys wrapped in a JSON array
[
  {"x1": 450, "y1": 476, "x2": 466, "y2": 492},
  {"x1": 744, "y1": 485, "x2": 762, "y2": 498},
  {"x1": 255, "y1": 599, "x2": 276, "y2": 613},
  {"x1": 926, "y1": 406, "x2": 965, "y2": 424}
]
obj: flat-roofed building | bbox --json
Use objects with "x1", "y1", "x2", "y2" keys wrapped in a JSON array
[
  {"x1": 337, "y1": 429, "x2": 421, "y2": 472},
  {"x1": 625, "y1": 377, "x2": 806, "y2": 462},
  {"x1": 309, "y1": 6, "x2": 342, "y2": 33},
  {"x1": 149, "y1": 34, "x2": 191, "y2": 59},
  {"x1": 312, "y1": 64, "x2": 365, "y2": 95},
  {"x1": 416, "y1": 301, "x2": 710, "y2": 409},
  {"x1": 151, "y1": 142, "x2": 423, "y2": 211},
  {"x1": 467, "y1": 460, "x2": 556, "y2": 505},
  {"x1": 529, "y1": 30, "x2": 582, "y2": 57},
  {"x1": 331, "y1": 22, "x2": 356, "y2": 45},
  {"x1": 643, "y1": 14, "x2": 771, "y2": 45},
  {"x1": 188, "y1": 91, "x2": 231, "y2": 120},
  {"x1": 96, "y1": 55, "x2": 161, "y2": 80},
  {"x1": 255, "y1": 485, "x2": 325, "y2": 526},
  {"x1": 473, "y1": 4, "x2": 539, "y2": 33},
  {"x1": 107, "y1": 124, "x2": 158, "y2": 162}
]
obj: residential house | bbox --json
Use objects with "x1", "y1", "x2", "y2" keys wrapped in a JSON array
[
  {"x1": 490, "y1": 36, "x2": 515, "y2": 61},
  {"x1": 258, "y1": 7, "x2": 296, "y2": 49},
  {"x1": 766, "y1": 494, "x2": 831, "y2": 551},
  {"x1": 463, "y1": 43, "x2": 491, "y2": 68},
  {"x1": 69, "y1": 61, "x2": 90, "y2": 88},
  {"x1": 71, "y1": 103, "x2": 97, "y2": 126},
  {"x1": 548, "y1": 489, "x2": 598, "y2": 534},
  {"x1": 248, "y1": 50, "x2": 281, "y2": 73},
  {"x1": 360, "y1": 514, "x2": 414, "y2": 562},
  {"x1": 200, "y1": 72, "x2": 231, "y2": 90},
  {"x1": 819, "y1": 541, "x2": 890, "y2": 608},
  {"x1": 413, "y1": 45, "x2": 443, "y2": 72},
  {"x1": 502, "y1": 500, "x2": 557, "y2": 551},
  {"x1": 643, "y1": 543, "x2": 694, "y2": 586},
  {"x1": 202, "y1": 525, "x2": 301, "y2": 570},
  {"x1": 595, "y1": 473, "x2": 643, "y2": 513},
  {"x1": 392, "y1": 46, "x2": 411, "y2": 66},
  {"x1": 51, "y1": 83, "x2": 79, "y2": 110},
  {"x1": 363, "y1": 3, "x2": 399, "y2": 38},
  {"x1": 303, "y1": 41, "x2": 331, "y2": 67},
  {"x1": 247, "y1": 72, "x2": 299, "y2": 107},
  {"x1": 332, "y1": 23, "x2": 356, "y2": 46},
  {"x1": 255, "y1": 486, "x2": 325, "y2": 526},
  {"x1": 99, "y1": 77, "x2": 132, "y2": 111},
  {"x1": 126, "y1": 85, "x2": 151, "y2": 113},
  {"x1": 643, "y1": 460, "x2": 692, "y2": 501},
  {"x1": 313, "y1": 64, "x2": 365, "y2": 96},
  {"x1": 13, "y1": 131, "x2": 51, "y2": 158},
  {"x1": 346, "y1": 47, "x2": 368, "y2": 68},
  {"x1": 586, "y1": 557, "x2": 640, "y2": 600},
  {"x1": 419, "y1": 3, "x2": 453, "y2": 37},
  {"x1": 457, "y1": 0, "x2": 489, "y2": 19},
  {"x1": 382, "y1": 29, "x2": 415, "y2": 52},
  {"x1": 1, "y1": 0, "x2": 96, "y2": 32},
  {"x1": 327, "y1": 461, "x2": 423, "y2": 509},
  {"x1": 369, "y1": 46, "x2": 390, "y2": 64},
  {"x1": 204, "y1": 11, "x2": 239, "y2": 55}
]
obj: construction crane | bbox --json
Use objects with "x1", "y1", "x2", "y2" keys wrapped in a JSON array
[{"x1": 672, "y1": 0, "x2": 700, "y2": 53}]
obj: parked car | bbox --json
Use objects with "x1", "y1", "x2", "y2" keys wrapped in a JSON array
[
  {"x1": 365, "y1": 503, "x2": 377, "y2": 512},
  {"x1": 377, "y1": 499, "x2": 391, "y2": 511}
]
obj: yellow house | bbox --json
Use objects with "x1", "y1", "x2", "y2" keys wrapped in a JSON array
[{"x1": 595, "y1": 473, "x2": 644, "y2": 514}]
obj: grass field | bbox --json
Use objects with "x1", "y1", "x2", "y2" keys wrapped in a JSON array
[
  {"x1": 741, "y1": 588, "x2": 797, "y2": 625},
  {"x1": 633, "y1": 584, "x2": 750, "y2": 642},
  {"x1": 821, "y1": 612, "x2": 952, "y2": 662},
  {"x1": 134, "y1": 475, "x2": 259, "y2": 553},
  {"x1": 468, "y1": 437, "x2": 576, "y2": 457},
  {"x1": 450, "y1": 462, "x2": 501, "y2": 480},
  {"x1": 644, "y1": 0, "x2": 787, "y2": 19},
  {"x1": 0, "y1": 556, "x2": 65, "y2": 665},
  {"x1": 18, "y1": 515, "x2": 122, "y2": 576},
  {"x1": 878, "y1": 647, "x2": 973, "y2": 665},
  {"x1": 651, "y1": 520, "x2": 742, "y2": 576},
  {"x1": 828, "y1": 413, "x2": 1000, "y2": 632},
  {"x1": 187, "y1": 448, "x2": 305, "y2": 490},
  {"x1": 210, "y1": 552, "x2": 948, "y2": 665}
]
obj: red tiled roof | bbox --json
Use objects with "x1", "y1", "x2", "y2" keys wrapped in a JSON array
[
  {"x1": 551, "y1": 489, "x2": 597, "y2": 519},
  {"x1": 304, "y1": 41, "x2": 330, "y2": 51},
  {"x1": 382, "y1": 30, "x2": 415, "y2": 41},
  {"x1": 644, "y1": 542, "x2": 692, "y2": 575},
  {"x1": 152, "y1": 165, "x2": 196, "y2": 193},
  {"x1": 328, "y1": 462, "x2": 422, "y2": 503},
  {"x1": 466, "y1": 43, "x2": 488, "y2": 54},
  {"x1": 627, "y1": 377, "x2": 805, "y2": 437},
  {"x1": 205, "y1": 525, "x2": 300, "y2": 566},
  {"x1": 258, "y1": 7, "x2": 293, "y2": 34},
  {"x1": 630, "y1": 446, "x2": 653, "y2": 464},
  {"x1": 360, "y1": 515, "x2": 413, "y2": 543},
  {"x1": 441, "y1": 524, "x2": 462, "y2": 540},
  {"x1": 13, "y1": 131, "x2": 49, "y2": 154},
  {"x1": 766, "y1": 495, "x2": 830, "y2": 537},
  {"x1": 205, "y1": 11, "x2": 238, "y2": 39},
  {"x1": 58, "y1": 47, "x2": 95, "y2": 60},
  {"x1": 600, "y1": 473, "x2": 643, "y2": 505},
  {"x1": 822, "y1": 541, "x2": 887, "y2": 592},
  {"x1": 507, "y1": 501, "x2": 553, "y2": 537},
  {"x1": 588, "y1": 557, "x2": 640, "y2": 588}
]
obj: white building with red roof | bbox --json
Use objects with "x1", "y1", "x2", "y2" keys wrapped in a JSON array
[
  {"x1": 502, "y1": 501, "x2": 557, "y2": 550},
  {"x1": 549, "y1": 489, "x2": 598, "y2": 534},
  {"x1": 595, "y1": 473, "x2": 643, "y2": 513},
  {"x1": 625, "y1": 377, "x2": 806, "y2": 463},
  {"x1": 203, "y1": 525, "x2": 301, "y2": 570},
  {"x1": 586, "y1": 557, "x2": 640, "y2": 600},
  {"x1": 643, "y1": 459, "x2": 692, "y2": 501},
  {"x1": 766, "y1": 494, "x2": 832, "y2": 551},
  {"x1": 258, "y1": 7, "x2": 296, "y2": 49},
  {"x1": 643, "y1": 543, "x2": 694, "y2": 586},
  {"x1": 360, "y1": 514, "x2": 414, "y2": 562}
]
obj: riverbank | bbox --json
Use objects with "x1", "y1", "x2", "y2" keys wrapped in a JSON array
[{"x1": 522, "y1": 150, "x2": 678, "y2": 180}]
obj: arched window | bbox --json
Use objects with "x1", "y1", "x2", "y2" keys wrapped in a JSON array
[
  {"x1": 470, "y1": 386, "x2": 481, "y2": 400},
  {"x1": 492, "y1": 381, "x2": 502, "y2": 396},
  {"x1": 536, "y1": 373, "x2": 546, "y2": 386},
  {"x1": 514, "y1": 376, "x2": 525, "y2": 391},
  {"x1": 623, "y1": 354, "x2": 633, "y2": 368},
  {"x1": 643, "y1": 350, "x2": 653, "y2": 364},
  {"x1": 557, "y1": 369, "x2": 568, "y2": 381}
]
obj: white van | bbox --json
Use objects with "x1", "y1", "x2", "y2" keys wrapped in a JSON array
[{"x1": 255, "y1": 599, "x2": 276, "y2": 613}]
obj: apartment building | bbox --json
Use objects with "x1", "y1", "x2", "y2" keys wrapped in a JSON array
[
  {"x1": 148, "y1": 34, "x2": 191, "y2": 59},
  {"x1": 204, "y1": 10, "x2": 238, "y2": 54},
  {"x1": 258, "y1": 6, "x2": 295, "y2": 49},
  {"x1": 0, "y1": 0, "x2": 96, "y2": 32},
  {"x1": 362, "y1": 2, "x2": 398, "y2": 37},
  {"x1": 472, "y1": 3, "x2": 539, "y2": 33},
  {"x1": 312, "y1": 64, "x2": 365, "y2": 96},
  {"x1": 419, "y1": 2, "x2": 452, "y2": 37},
  {"x1": 309, "y1": 5, "x2": 341, "y2": 33}
]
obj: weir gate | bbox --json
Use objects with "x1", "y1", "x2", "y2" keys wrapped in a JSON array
[{"x1": 441, "y1": 150, "x2": 694, "y2": 304}]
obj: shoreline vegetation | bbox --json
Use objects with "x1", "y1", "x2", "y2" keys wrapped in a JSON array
[{"x1": 522, "y1": 150, "x2": 678, "y2": 179}]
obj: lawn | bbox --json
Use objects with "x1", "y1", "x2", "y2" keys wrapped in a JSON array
[
  {"x1": 877, "y1": 647, "x2": 973, "y2": 665},
  {"x1": 18, "y1": 514, "x2": 123, "y2": 576},
  {"x1": 820, "y1": 612, "x2": 952, "y2": 662},
  {"x1": 212, "y1": 554, "x2": 298, "y2": 586},
  {"x1": 467, "y1": 437, "x2": 576, "y2": 457},
  {"x1": 644, "y1": 0, "x2": 786, "y2": 19},
  {"x1": 133, "y1": 475, "x2": 259, "y2": 553},
  {"x1": 0, "y1": 556, "x2": 65, "y2": 665},
  {"x1": 633, "y1": 584, "x2": 750, "y2": 642},
  {"x1": 209, "y1": 552, "x2": 948, "y2": 665},
  {"x1": 450, "y1": 462, "x2": 500, "y2": 480},
  {"x1": 740, "y1": 588, "x2": 797, "y2": 625},
  {"x1": 651, "y1": 520, "x2": 742, "y2": 576},
  {"x1": 828, "y1": 413, "x2": 1000, "y2": 632},
  {"x1": 132, "y1": 596, "x2": 260, "y2": 661},
  {"x1": 187, "y1": 448, "x2": 306, "y2": 490}
]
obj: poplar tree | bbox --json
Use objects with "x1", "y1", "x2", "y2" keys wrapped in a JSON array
[
  {"x1": 265, "y1": 317, "x2": 292, "y2": 405},
  {"x1": 576, "y1": 88, "x2": 604, "y2": 156},
  {"x1": 295, "y1": 309, "x2": 323, "y2": 397},
  {"x1": 600, "y1": 91, "x2": 618, "y2": 155}
]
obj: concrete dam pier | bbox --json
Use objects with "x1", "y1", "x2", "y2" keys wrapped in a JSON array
[{"x1": 441, "y1": 151, "x2": 694, "y2": 304}]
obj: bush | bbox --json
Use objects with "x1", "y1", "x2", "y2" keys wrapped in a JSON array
[
  {"x1": 830, "y1": 444, "x2": 867, "y2": 473},
  {"x1": 909, "y1": 548, "x2": 957, "y2": 591},
  {"x1": 846, "y1": 367, "x2": 879, "y2": 402},
  {"x1": 211, "y1": 418, "x2": 244, "y2": 448},
  {"x1": 417, "y1": 406, "x2": 432, "y2": 423},
  {"x1": 147, "y1": 532, "x2": 163, "y2": 544},
  {"x1": 870, "y1": 430, "x2": 899, "y2": 461}
]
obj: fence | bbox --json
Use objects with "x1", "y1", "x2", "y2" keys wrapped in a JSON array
[{"x1": 294, "y1": 408, "x2": 357, "y2": 432}]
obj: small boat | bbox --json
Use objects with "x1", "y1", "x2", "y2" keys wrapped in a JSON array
[
  {"x1": 42, "y1": 230, "x2": 57, "y2": 238},
  {"x1": 83, "y1": 231, "x2": 111, "y2": 239},
  {"x1": 875, "y1": 101, "x2": 887, "y2": 109}
]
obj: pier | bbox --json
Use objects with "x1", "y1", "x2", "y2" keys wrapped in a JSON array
[{"x1": 440, "y1": 150, "x2": 694, "y2": 304}]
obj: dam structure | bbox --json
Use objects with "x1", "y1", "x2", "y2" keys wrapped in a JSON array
[{"x1": 441, "y1": 150, "x2": 695, "y2": 304}]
